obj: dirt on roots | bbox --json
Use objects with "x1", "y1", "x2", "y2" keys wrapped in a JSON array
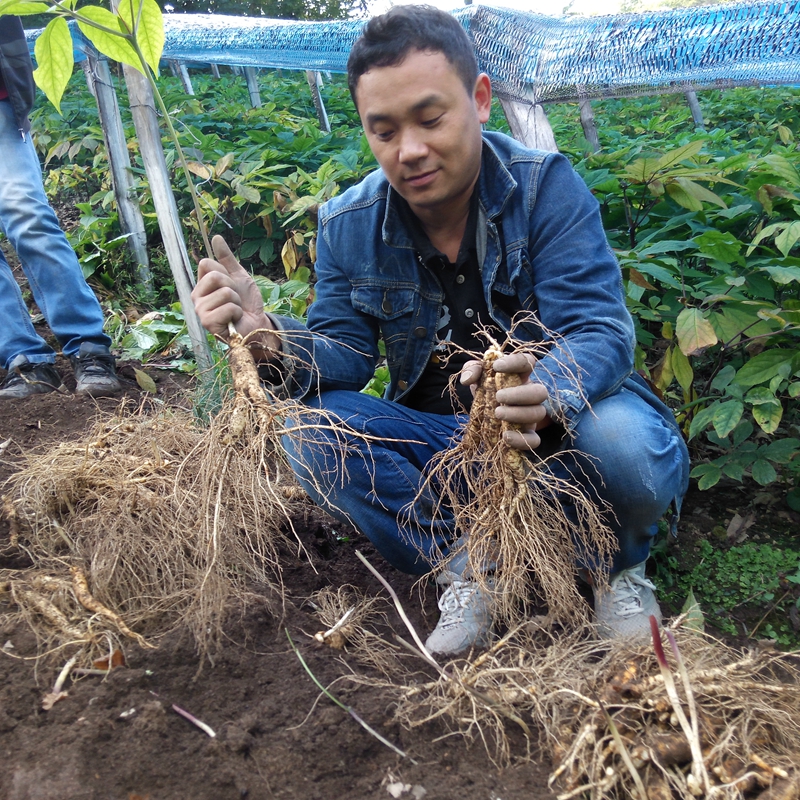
[{"x1": 0, "y1": 358, "x2": 554, "y2": 800}]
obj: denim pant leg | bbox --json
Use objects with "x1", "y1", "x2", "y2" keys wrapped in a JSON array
[
  {"x1": 0, "y1": 100, "x2": 111, "y2": 370},
  {"x1": 281, "y1": 390, "x2": 463, "y2": 575},
  {"x1": 551, "y1": 387, "x2": 690, "y2": 573}
]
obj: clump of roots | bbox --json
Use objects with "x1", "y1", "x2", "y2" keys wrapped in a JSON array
[
  {"x1": 1, "y1": 368, "x2": 306, "y2": 665},
  {"x1": 309, "y1": 585, "x2": 408, "y2": 676},
  {"x1": 420, "y1": 331, "x2": 616, "y2": 629},
  {"x1": 336, "y1": 608, "x2": 800, "y2": 793}
]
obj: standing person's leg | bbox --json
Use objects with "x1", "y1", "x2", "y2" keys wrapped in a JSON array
[
  {"x1": 0, "y1": 101, "x2": 119, "y2": 395},
  {"x1": 0, "y1": 244, "x2": 56, "y2": 369},
  {"x1": 551, "y1": 385, "x2": 690, "y2": 637},
  {"x1": 281, "y1": 390, "x2": 463, "y2": 574}
]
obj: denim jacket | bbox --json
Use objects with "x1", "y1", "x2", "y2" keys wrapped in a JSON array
[{"x1": 272, "y1": 131, "x2": 643, "y2": 429}]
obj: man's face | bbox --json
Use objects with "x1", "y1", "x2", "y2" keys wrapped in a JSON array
[{"x1": 355, "y1": 49, "x2": 491, "y2": 220}]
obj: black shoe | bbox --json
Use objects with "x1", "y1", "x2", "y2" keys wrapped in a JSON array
[
  {"x1": 0, "y1": 355, "x2": 63, "y2": 399},
  {"x1": 70, "y1": 342, "x2": 122, "y2": 397}
]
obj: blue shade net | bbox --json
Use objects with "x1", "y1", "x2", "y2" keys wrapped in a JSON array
[{"x1": 26, "y1": 0, "x2": 800, "y2": 103}]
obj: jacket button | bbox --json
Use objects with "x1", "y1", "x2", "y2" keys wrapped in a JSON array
[
  {"x1": 455, "y1": 274, "x2": 465, "y2": 284},
  {"x1": 465, "y1": 308, "x2": 475, "y2": 318},
  {"x1": 382, "y1": 297, "x2": 393, "y2": 314},
  {"x1": 413, "y1": 326, "x2": 427, "y2": 338},
  {"x1": 398, "y1": 380, "x2": 408, "y2": 391}
]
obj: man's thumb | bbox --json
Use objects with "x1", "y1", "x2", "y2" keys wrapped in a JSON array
[{"x1": 211, "y1": 235, "x2": 241, "y2": 274}]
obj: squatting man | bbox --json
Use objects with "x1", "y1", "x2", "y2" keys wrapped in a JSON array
[{"x1": 192, "y1": 5, "x2": 690, "y2": 655}]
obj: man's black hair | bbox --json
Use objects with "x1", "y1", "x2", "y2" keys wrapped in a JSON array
[{"x1": 346, "y1": 4, "x2": 479, "y2": 107}]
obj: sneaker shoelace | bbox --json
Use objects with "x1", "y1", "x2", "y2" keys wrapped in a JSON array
[
  {"x1": 78, "y1": 355, "x2": 114, "y2": 377},
  {"x1": 437, "y1": 580, "x2": 479, "y2": 624},
  {"x1": 608, "y1": 571, "x2": 657, "y2": 618}
]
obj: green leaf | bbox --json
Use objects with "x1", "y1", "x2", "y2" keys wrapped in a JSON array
[
  {"x1": 732, "y1": 419, "x2": 755, "y2": 447},
  {"x1": 666, "y1": 180, "x2": 702, "y2": 212},
  {"x1": 745, "y1": 386, "x2": 780, "y2": 406},
  {"x1": 117, "y1": 0, "x2": 164, "y2": 75},
  {"x1": 689, "y1": 401, "x2": 719, "y2": 441},
  {"x1": 676, "y1": 308, "x2": 718, "y2": 356},
  {"x1": 680, "y1": 589, "x2": 705, "y2": 632},
  {"x1": 693, "y1": 230, "x2": 742, "y2": 264},
  {"x1": 77, "y1": 7, "x2": 141, "y2": 72},
  {"x1": 0, "y1": 0, "x2": 51, "y2": 12},
  {"x1": 133, "y1": 367, "x2": 157, "y2": 393},
  {"x1": 711, "y1": 364, "x2": 736, "y2": 392},
  {"x1": 691, "y1": 462, "x2": 722, "y2": 490},
  {"x1": 656, "y1": 140, "x2": 705, "y2": 171},
  {"x1": 751, "y1": 458, "x2": 778, "y2": 486},
  {"x1": 712, "y1": 306, "x2": 774, "y2": 344},
  {"x1": 789, "y1": 382, "x2": 800, "y2": 399},
  {"x1": 234, "y1": 183, "x2": 261, "y2": 204},
  {"x1": 624, "y1": 157, "x2": 661, "y2": 183},
  {"x1": 753, "y1": 402, "x2": 783, "y2": 434},
  {"x1": 669, "y1": 177, "x2": 727, "y2": 210},
  {"x1": 762, "y1": 154, "x2": 800, "y2": 187},
  {"x1": 761, "y1": 266, "x2": 800, "y2": 285},
  {"x1": 32, "y1": 18, "x2": 74, "y2": 114},
  {"x1": 671, "y1": 345, "x2": 694, "y2": 391},
  {"x1": 637, "y1": 240, "x2": 698, "y2": 257},
  {"x1": 735, "y1": 350, "x2": 800, "y2": 388},
  {"x1": 712, "y1": 400, "x2": 743, "y2": 439},
  {"x1": 774, "y1": 221, "x2": 800, "y2": 257},
  {"x1": 722, "y1": 460, "x2": 745, "y2": 482},
  {"x1": 761, "y1": 437, "x2": 800, "y2": 464}
]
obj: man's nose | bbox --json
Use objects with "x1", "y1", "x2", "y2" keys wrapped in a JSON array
[{"x1": 398, "y1": 129, "x2": 429, "y2": 163}]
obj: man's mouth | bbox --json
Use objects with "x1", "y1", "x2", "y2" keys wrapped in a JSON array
[{"x1": 405, "y1": 169, "x2": 438, "y2": 187}]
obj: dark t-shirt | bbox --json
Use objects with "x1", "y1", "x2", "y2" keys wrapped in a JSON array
[{"x1": 397, "y1": 190, "x2": 499, "y2": 415}]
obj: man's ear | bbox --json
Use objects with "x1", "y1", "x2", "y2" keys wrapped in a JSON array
[{"x1": 473, "y1": 73, "x2": 492, "y2": 123}]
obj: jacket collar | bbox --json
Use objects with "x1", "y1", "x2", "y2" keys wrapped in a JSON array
[{"x1": 381, "y1": 136, "x2": 518, "y2": 250}]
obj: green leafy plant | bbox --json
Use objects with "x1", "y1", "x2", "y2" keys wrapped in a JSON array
[
  {"x1": 106, "y1": 303, "x2": 195, "y2": 370},
  {"x1": 655, "y1": 538, "x2": 800, "y2": 646},
  {"x1": 578, "y1": 129, "x2": 800, "y2": 503}
]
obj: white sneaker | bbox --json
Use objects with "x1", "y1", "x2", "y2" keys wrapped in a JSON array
[
  {"x1": 425, "y1": 576, "x2": 494, "y2": 656},
  {"x1": 595, "y1": 561, "x2": 662, "y2": 640}
]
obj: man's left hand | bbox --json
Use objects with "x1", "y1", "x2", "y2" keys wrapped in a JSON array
[{"x1": 461, "y1": 352, "x2": 552, "y2": 450}]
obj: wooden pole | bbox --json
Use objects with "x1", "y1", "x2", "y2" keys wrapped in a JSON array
[
  {"x1": 578, "y1": 97, "x2": 601, "y2": 152},
  {"x1": 210, "y1": 63, "x2": 220, "y2": 79},
  {"x1": 684, "y1": 89, "x2": 705, "y2": 130},
  {"x1": 244, "y1": 67, "x2": 262, "y2": 108},
  {"x1": 498, "y1": 97, "x2": 558, "y2": 152},
  {"x1": 305, "y1": 70, "x2": 330, "y2": 133},
  {"x1": 117, "y1": 63, "x2": 213, "y2": 374},
  {"x1": 81, "y1": 56, "x2": 152, "y2": 295},
  {"x1": 177, "y1": 61, "x2": 195, "y2": 96}
]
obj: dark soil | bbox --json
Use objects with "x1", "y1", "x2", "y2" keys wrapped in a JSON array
[
  {"x1": 0, "y1": 353, "x2": 554, "y2": 800},
  {"x1": 2, "y1": 335, "x2": 798, "y2": 800}
]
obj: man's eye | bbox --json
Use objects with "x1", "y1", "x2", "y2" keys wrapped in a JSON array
[
  {"x1": 421, "y1": 115, "x2": 443, "y2": 127},
  {"x1": 374, "y1": 130, "x2": 394, "y2": 141}
]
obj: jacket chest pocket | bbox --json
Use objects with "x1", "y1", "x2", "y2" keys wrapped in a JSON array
[{"x1": 351, "y1": 285, "x2": 419, "y2": 366}]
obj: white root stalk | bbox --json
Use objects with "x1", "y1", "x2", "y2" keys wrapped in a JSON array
[
  {"x1": 171, "y1": 704, "x2": 216, "y2": 738},
  {"x1": 42, "y1": 654, "x2": 79, "y2": 710},
  {"x1": 315, "y1": 606, "x2": 355, "y2": 644}
]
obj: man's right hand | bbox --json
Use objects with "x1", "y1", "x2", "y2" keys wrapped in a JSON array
[{"x1": 192, "y1": 235, "x2": 281, "y2": 357}]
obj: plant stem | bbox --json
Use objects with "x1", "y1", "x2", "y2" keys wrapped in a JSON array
[{"x1": 285, "y1": 628, "x2": 416, "y2": 764}]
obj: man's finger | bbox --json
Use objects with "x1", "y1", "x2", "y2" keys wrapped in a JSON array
[
  {"x1": 495, "y1": 381, "x2": 549, "y2": 407},
  {"x1": 460, "y1": 360, "x2": 483, "y2": 385},
  {"x1": 492, "y1": 352, "x2": 536, "y2": 374},
  {"x1": 211, "y1": 235, "x2": 243, "y2": 274},
  {"x1": 502, "y1": 428, "x2": 541, "y2": 451}
]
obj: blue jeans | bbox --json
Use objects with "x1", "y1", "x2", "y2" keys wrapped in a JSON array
[
  {"x1": 0, "y1": 99, "x2": 111, "y2": 371},
  {"x1": 282, "y1": 388, "x2": 690, "y2": 576}
]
